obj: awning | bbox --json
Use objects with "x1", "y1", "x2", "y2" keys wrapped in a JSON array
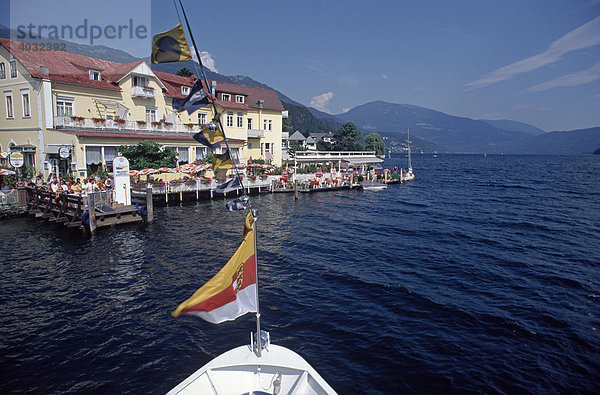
[
  {"x1": 13, "y1": 144, "x2": 37, "y2": 152},
  {"x1": 343, "y1": 157, "x2": 384, "y2": 164},
  {"x1": 86, "y1": 146, "x2": 102, "y2": 164},
  {"x1": 45, "y1": 145, "x2": 70, "y2": 154}
]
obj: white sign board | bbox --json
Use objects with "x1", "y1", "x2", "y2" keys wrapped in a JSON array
[
  {"x1": 9, "y1": 152, "x2": 24, "y2": 168},
  {"x1": 113, "y1": 156, "x2": 131, "y2": 205},
  {"x1": 59, "y1": 147, "x2": 70, "y2": 159}
]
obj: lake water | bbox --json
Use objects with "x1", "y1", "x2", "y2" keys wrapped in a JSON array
[{"x1": 1, "y1": 154, "x2": 599, "y2": 393}]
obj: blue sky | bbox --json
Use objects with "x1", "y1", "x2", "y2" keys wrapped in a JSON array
[{"x1": 2, "y1": 0, "x2": 599, "y2": 131}]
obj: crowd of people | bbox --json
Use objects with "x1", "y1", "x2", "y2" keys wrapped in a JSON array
[{"x1": 31, "y1": 175, "x2": 113, "y2": 195}]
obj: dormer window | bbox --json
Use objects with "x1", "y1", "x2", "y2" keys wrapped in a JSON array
[
  {"x1": 221, "y1": 93, "x2": 230, "y2": 102},
  {"x1": 89, "y1": 70, "x2": 101, "y2": 81},
  {"x1": 236, "y1": 95, "x2": 244, "y2": 103},
  {"x1": 9, "y1": 59, "x2": 17, "y2": 79},
  {"x1": 132, "y1": 75, "x2": 149, "y2": 87},
  {"x1": 181, "y1": 86, "x2": 190, "y2": 95}
]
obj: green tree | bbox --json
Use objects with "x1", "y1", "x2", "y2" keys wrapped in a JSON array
[
  {"x1": 333, "y1": 122, "x2": 363, "y2": 151},
  {"x1": 176, "y1": 67, "x2": 193, "y2": 77},
  {"x1": 316, "y1": 140, "x2": 331, "y2": 151},
  {"x1": 288, "y1": 140, "x2": 305, "y2": 152},
  {"x1": 282, "y1": 118, "x2": 291, "y2": 135},
  {"x1": 364, "y1": 133, "x2": 385, "y2": 155},
  {"x1": 118, "y1": 141, "x2": 178, "y2": 170}
]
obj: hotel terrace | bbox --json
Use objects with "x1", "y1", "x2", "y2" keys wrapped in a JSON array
[{"x1": 0, "y1": 38, "x2": 287, "y2": 179}]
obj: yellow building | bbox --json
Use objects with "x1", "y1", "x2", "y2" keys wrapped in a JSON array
[{"x1": 0, "y1": 38, "x2": 286, "y2": 179}]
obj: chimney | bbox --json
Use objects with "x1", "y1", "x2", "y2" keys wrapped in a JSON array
[
  {"x1": 258, "y1": 99, "x2": 264, "y2": 109},
  {"x1": 211, "y1": 81, "x2": 216, "y2": 96},
  {"x1": 40, "y1": 66, "x2": 49, "y2": 76}
]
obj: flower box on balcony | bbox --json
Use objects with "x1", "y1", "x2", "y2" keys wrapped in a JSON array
[
  {"x1": 92, "y1": 117, "x2": 106, "y2": 124},
  {"x1": 142, "y1": 85, "x2": 155, "y2": 90},
  {"x1": 151, "y1": 121, "x2": 162, "y2": 127},
  {"x1": 163, "y1": 121, "x2": 173, "y2": 127},
  {"x1": 137, "y1": 121, "x2": 147, "y2": 126},
  {"x1": 115, "y1": 119, "x2": 126, "y2": 124},
  {"x1": 71, "y1": 116, "x2": 85, "y2": 122},
  {"x1": 184, "y1": 123, "x2": 196, "y2": 129}
]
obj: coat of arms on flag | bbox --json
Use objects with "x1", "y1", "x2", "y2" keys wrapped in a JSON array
[{"x1": 172, "y1": 217, "x2": 257, "y2": 324}]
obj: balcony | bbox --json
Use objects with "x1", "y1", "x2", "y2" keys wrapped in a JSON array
[
  {"x1": 131, "y1": 86, "x2": 156, "y2": 99},
  {"x1": 54, "y1": 116, "x2": 201, "y2": 134},
  {"x1": 247, "y1": 129, "x2": 265, "y2": 138}
]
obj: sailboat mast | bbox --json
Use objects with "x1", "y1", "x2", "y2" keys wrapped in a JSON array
[
  {"x1": 252, "y1": 208, "x2": 262, "y2": 357},
  {"x1": 407, "y1": 128, "x2": 412, "y2": 170}
]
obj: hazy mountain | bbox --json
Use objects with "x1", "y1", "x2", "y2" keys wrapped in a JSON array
[
  {"x1": 335, "y1": 101, "x2": 532, "y2": 153},
  {"x1": 491, "y1": 127, "x2": 600, "y2": 154},
  {"x1": 0, "y1": 24, "x2": 142, "y2": 63},
  {"x1": 385, "y1": 133, "x2": 450, "y2": 154},
  {"x1": 307, "y1": 106, "x2": 336, "y2": 121},
  {"x1": 282, "y1": 101, "x2": 334, "y2": 135},
  {"x1": 306, "y1": 107, "x2": 343, "y2": 131},
  {"x1": 5, "y1": 25, "x2": 596, "y2": 154},
  {"x1": 479, "y1": 119, "x2": 545, "y2": 136}
]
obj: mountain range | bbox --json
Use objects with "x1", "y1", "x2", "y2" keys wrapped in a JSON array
[
  {"x1": 3, "y1": 25, "x2": 599, "y2": 155},
  {"x1": 324, "y1": 102, "x2": 600, "y2": 154}
]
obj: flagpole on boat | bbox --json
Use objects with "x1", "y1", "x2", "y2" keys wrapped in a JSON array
[
  {"x1": 252, "y1": 208, "x2": 262, "y2": 357},
  {"x1": 176, "y1": 0, "x2": 246, "y2": 194}
]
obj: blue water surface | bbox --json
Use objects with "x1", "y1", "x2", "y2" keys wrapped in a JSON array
[{"x1": 1, "y1": 154, "x2": 599, "y2": 393}]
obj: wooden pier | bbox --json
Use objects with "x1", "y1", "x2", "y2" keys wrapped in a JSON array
[
  {"x1": 26, "y1": 186, "x2": 153, "y2": 235},
  {"x1": 144, "y1": 177, "x2": 364, "y2": 205}
]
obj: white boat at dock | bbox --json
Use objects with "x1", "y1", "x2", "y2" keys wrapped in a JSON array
[
  {"x1": 360, "y1": 180, "x2": 388, "y2": 190},
  {"x1": 401, "y1": 129, "x2": 415, "y2": 182}
]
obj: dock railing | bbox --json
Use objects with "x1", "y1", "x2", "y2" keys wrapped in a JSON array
[
  {"x1": 0, "y1": 190, "x2": 18, "y2": 206},
  {"x1": 292, "y1": 150, "x2": 379, "y2": 162}
]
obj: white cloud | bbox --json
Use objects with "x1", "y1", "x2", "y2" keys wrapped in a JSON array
[
  {"x1": 310, "y1": 92, "x2": 334, "y2": 113},
  {"x1": 528, "y1": 61, "x2": 600, "y2": 91},
  {"x1": 342, "y1": 107, "x2": 350, "y2": 113},
  {"x1": 381, "y1": 73, "x2": 388, "y2": 79},
  {"x1": 466, "y1": 16, "x2": 600, "y2": 89},
  {"x1": 190, "y1": 46, "x2": 218, "y2": 73}
]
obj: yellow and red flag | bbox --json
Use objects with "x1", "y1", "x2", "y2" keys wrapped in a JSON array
[
  {"x1": 243, "y1": 210, "x2": 254, "y2": 236},
  {"x1": 172, "y1": 220, "x2": 257, "y2": 323}
]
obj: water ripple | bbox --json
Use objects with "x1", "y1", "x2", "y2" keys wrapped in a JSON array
[{"x1": 1, "y1": 155, "x2": 599, "y2": 393}]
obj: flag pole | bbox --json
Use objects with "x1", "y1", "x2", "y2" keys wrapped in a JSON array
[
  {"x1": 176, "y1": 0, "x2": 246, "y2": 193},
  {"x1": 251, "y1": 208, "x2": 262, "y2": 357}
]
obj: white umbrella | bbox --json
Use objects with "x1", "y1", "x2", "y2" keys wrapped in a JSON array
[{"x1": 0, "y1": 168, "x2": 16, "y2": 175}]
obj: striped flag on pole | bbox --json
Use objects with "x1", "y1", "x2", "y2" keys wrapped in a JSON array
[{"x1": 172, "y1": 222, "x2": 257, "y2": 324}]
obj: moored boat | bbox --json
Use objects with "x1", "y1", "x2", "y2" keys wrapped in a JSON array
[
  {"x1": 402, "y1": 129, "x2": 415, "y2": 182},
  {"x1": 360, "y1": 180, "x2": 387, "y2": 190}
]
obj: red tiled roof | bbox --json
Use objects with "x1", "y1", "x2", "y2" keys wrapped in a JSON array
[
  {"x1": 153, "y1": 70, "x2": 195, "y2": 99},
  {"x1": 210, "y1": 80, "x2": 285, "y2": 112},
  {"x1": 0, "y1": 38, "x2": 285, "y2": 112},
  {"x1": 0, "y1": 38, "x2": 131, "y2": 91}
]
